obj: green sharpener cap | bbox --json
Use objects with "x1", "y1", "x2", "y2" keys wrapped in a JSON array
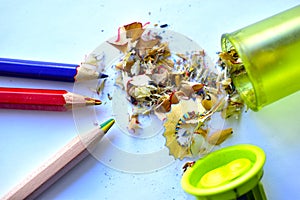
[{"x1": 181, "y1": 144, "x2": 266, "y2": 200}]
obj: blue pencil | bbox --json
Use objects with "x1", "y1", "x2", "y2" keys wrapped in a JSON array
[{"x1": 0, "y1": 57, "x2": 108, "y2": 82}]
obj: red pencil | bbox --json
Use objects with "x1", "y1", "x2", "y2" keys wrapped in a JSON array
[{"x1": 0, "y1": 87, "x2": 101, "y2": 111}]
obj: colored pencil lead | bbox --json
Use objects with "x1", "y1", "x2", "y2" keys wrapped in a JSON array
[
  {"x1": 98, "y1": 73, "x2": 108, "y2": 79},
  {"x1": 100, "y1": 118, "x2": 115, "y2": 133},
  {"x1": 94, "y1": 99, "x2": 102, "y2": 105}
]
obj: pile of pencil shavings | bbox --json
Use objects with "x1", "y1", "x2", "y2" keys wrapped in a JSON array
[{"x1": 107, "y1": 22, "x2": 245, "y2": 159}]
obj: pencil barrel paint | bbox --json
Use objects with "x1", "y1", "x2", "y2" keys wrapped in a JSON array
[
  {"x1": 0, "y1": 87, "x2": 67, "y2": 104},
  {"x1": 0, "y1": 58, "x2": 107, "y2": 82},
  {"x1": 0, "y1": 103, "x2": 68, "y2": 111},
  {"x1": 0, "y1": 87, "x2": 100, "y2": 111},
  {"x1": 221, "y1": 5, "x2": 300, "y2": 111},
  {"x1": 0, "y1": 58, "x2": 78, "y2": 82}
]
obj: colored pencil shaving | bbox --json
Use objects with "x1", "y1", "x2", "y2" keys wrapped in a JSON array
[
  {"x1": 107, "y1": 22, "x2": 214, "y2": 132},
  {"x1": 0, "y1": 57, "x2": 108, "y2": 82},
  {"x1": 217, "y1": 48, "x2": 246, "y2": 118},
  {"x1": 207, "y1": 128, "x2": 233, "y2": 145},
  {"x1": 106, "y1": 22, "x2": 245, "y2": 159},
  {"x1": 0, "y1": 87, "x2": 101, "y2": 111},
  {"x1": 163, "y1": 98, "x2": 233, "y2": 160}
]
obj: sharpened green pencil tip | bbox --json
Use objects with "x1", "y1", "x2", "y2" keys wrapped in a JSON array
[{"x1": 100, "y1": 118, "x2": 115, "y2": 133}]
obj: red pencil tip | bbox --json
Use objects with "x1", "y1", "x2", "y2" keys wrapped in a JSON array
[
  {"x1": 94, "y1": 99, "x2": 102, "y2": 105},
  {"x1": 84, "y1": 97, "x2": 102, "y2": 105}
]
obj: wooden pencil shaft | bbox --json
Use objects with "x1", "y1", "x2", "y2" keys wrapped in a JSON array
[
  {"x1": 26, "y1": 149, "x2": 90, "y2": 200},
  {"x1": 2, "y1": 127, "x2": 103, "y2": 200}
]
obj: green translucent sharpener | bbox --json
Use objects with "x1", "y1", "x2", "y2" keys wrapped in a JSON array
[
  {"x1": 221, "y1": 5, "x2": 300, "y2": 111},
  {"x1": 181, "y1": 144, "x2": 267, "y2": 200}
]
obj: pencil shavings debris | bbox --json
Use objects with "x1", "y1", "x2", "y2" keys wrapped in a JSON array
[
  {"x1": 160, "y1": 24, "x2": 169, "y2": 28},
  {"x1": 105, "y1": 22, "x2": 246, "y2": 158},
  {"x1": 95, "y1": 79, "x2": 107, "y2": 95},
  {"x1": 163, "y1": 98, "x2": 235, "y2": 159},
  {"x1": 107, "y1": 23, "x2": 215, "y2": 133},
  {"x1": 82, "y1": 53, "x2": 105, "y2": 69},
  {"x1": 128, "y1": 114, "x2": 141, "y2": 132},
  {"x1": 107, "y1": 42, "x2": 128, "y2": 54},
  {"x1": 207, "y1": 128, "x2": 233, "y2": 145},
  {"x1": 163, "y1": 99, "x2": 209, "y2": 159},
  {"x1": 182, "y1": 161, "x2": 195, "y2": 173},
  {"x1": 124, "y1": 22, "x2": 146, "y2": 42},
  {"x1": 107, "y1": 93, "x2": 112, "y2": 100},
  {"x1": 217, "y1": 47, "x2": 246, "y2": 118}
]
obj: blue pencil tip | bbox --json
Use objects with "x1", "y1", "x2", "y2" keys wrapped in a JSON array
[{"x1": 99, "y1": 73, "x2": 108, "y2": 79}]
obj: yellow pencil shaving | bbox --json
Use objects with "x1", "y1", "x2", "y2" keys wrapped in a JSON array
[
  {"x1": 163, "y1": 105, "x2": 193, "y2": 159},
  {"x1": 207, "y1": 128, "x2": 233, "y2": 145},
  {"x1": 201, "y1": 99, "x2": 213, "y2": 110},
  {"x1": 107, "y1": 42, "x2": 128, "y2": 54},
  {"x1": 194, "y1": 127, "x2": 208, "y2": 138}
]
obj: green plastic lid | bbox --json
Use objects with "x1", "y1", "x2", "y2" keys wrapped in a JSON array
[{"x1": 181, "y1": 144, "x2": 266, "y2": 200}]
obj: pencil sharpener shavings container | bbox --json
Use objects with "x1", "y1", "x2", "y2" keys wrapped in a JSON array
[
  {"x1": 181, "y1": 144, "x2": 266, "y2": 200},
  {"x1": 221, "y1": 5, "x2": 300, "y2": 111}
]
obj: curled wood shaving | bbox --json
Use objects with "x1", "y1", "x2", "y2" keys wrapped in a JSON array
[
  {"x1": 104, "y1": 22, "x2": 246, "y2": 158},
  {"x1": 207, "y1": 128, "x2": 233, "y2": 145}
]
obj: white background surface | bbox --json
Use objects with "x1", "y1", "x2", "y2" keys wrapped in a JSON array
[{"x1": 1, "y1": 1, "x2": 300, "y2": 200}]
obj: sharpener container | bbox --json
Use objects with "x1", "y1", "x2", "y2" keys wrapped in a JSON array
[
  {"x1": 181, "y1": 144, "x2": 267, "y2": 200},
  {"x1": 221, "y1": 5, "x2": 300, "y2": 111}
]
